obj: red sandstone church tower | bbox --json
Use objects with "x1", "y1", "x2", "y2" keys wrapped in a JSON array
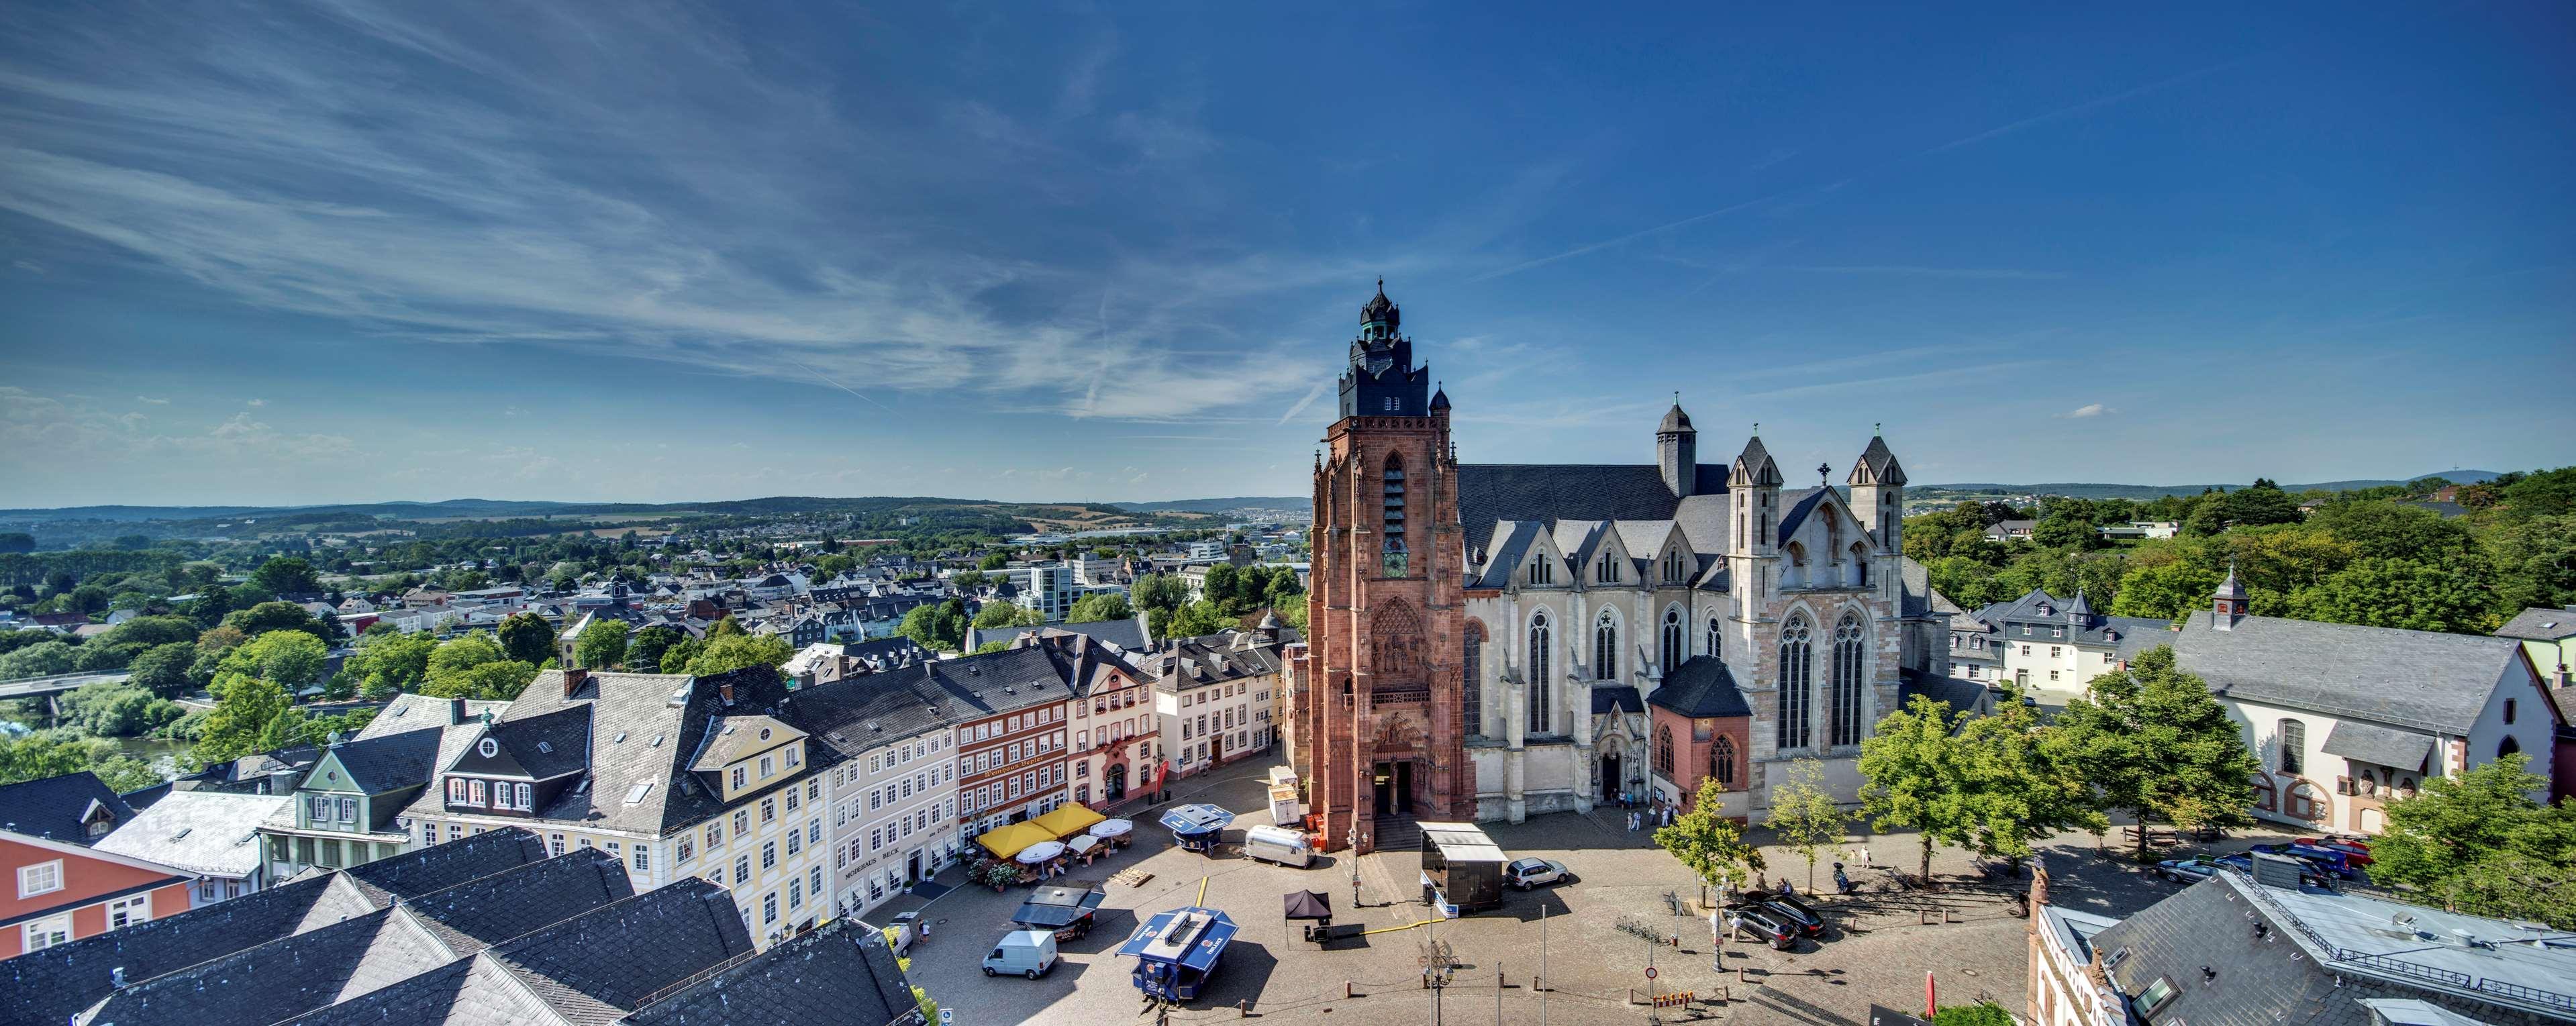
[{"x1": 1291, "y1": 282, "x2": 1470, "y2": 853}]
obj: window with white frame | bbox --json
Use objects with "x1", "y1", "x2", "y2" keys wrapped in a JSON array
[
  {"x1": 22, "y1": 916, "x2": 70, "y2": 952},
  {"x1": 18, "y1": 860, "x2": 63, "y2": 898}
]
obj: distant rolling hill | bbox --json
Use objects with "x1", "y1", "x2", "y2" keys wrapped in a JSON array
[
  {"x1": 1109, "y1": 497, "x2": 1309, "y2": 515},
  {"x1": 1917, "y1": 470, "x2": 2501, "y2": 501}
]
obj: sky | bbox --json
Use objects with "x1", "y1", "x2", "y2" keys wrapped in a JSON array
[{"x1": 1, "y1": 2, "x2": 2571, "y2": 508}]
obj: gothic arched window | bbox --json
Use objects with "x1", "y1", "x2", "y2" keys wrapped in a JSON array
[
  {"x1": 1710, "y1": 735, "x2": 1735, "y2": 786},
  {"x1": 1850, "y1": 544, "x2": 1871, "y2": 586},
  {"x1": 1528, "y1": 612, "x2": 1552, "y2": 734},
  {"x1": 1463, "y1": 621, "x2": 1486, "y2": 737},
  {"x1": 1705, "y1": 617, "x2": 1722, "y2": 661},
  {"x1": 1830, "y1": 613, "x2": 1866, "y2": 747},
  {"x1": 1661, "y1": 608, "x2": 1683, "y2": 667},
  {"x1": 1597, "y1": 553, "x2": 1618, "y2": 584},
  {"x1": 1663, "y1": 550, "x2": 1683, "y2": 582},
  {"x1": 1655, "y1": 724, "x2": 1675, "y2": 777},
  {"x1": 1777, "y1": 615, "x2": 1813, "y2": 749},
  {"x1": 1594, "y1": 609, "x2": 1618, "y2": 680}
]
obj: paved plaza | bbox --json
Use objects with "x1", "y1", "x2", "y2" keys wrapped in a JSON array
[{"x1": 881, "y1": 752, "x2": 2303, "y2": 1025}]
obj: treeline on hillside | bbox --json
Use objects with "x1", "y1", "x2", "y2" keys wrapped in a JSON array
[{"x1": 1905, "y1": 469, "x2": 2575, "y2": 634}]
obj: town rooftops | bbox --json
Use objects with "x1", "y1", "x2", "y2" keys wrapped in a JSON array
[
  {"x1": 395, "y1": 848, "x2": 635, "y2": 958},
  {"x1": 687, "y1": 715, "x2": 806, "y2": 772},
  {"x1": 319, "y1": 725, "x2": 448, "y2": 795},
  {"x1": 968, "y1": 614, "x2": 1150, "y2": 653},
  {"x1": 91, "y1": 790, "x2": 291, "y2": 878},
  {"x1": 622, "y1": 918, "x2": 920, "y2": 1026},
  {"x1": 2092, "y1": 870, "x2": 2576, "y2": 1023},
  {"x1": 2496, "y1": 606, "x2": 2576, "y2": 642},
  {"x1": 0, "y1": 872, "x2": 378, "y2": 1026},
  {"x1": 0, "y1": 770, "x2": 134, "y2": 845},
  {"x1": 2167, "y1": 611, "x2": 2527, "y2": 735},
  {"x1": 76, "y1": 903, "x2": 456, "y2": 1026},
  {"x1": 338, "y1": 825, "x2": 550, "y2": 907}
]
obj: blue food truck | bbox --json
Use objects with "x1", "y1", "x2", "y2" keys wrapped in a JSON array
[{"x1": 1116, "y1": 905, "x2": 1239, "y2": 1001}]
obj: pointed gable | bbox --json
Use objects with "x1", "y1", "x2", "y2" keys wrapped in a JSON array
[
  {"x1": 1732, "y1": 435, "x2": 1783, "y2": 487},
  {"x1": 1846, "y1": 435, "x2": 1907, "y2": 486}
]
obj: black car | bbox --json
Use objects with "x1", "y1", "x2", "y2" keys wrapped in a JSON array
[
  {"x1": 1725, "y1": 906, "x2": 1798, "y2": 950},
  {"x1": 1760, "y1": 892, "x2": 1826, "y2": 938}
]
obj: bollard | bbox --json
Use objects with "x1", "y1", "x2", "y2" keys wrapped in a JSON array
[
  {"x1": 1344, "y1": 980, "x2": 1354, "y2": 998},
  {"x1": 1237, "y1": 998, "x2": 1249, "y2": 1017}
]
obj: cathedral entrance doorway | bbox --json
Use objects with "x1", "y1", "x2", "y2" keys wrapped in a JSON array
[
  {"x1": 1371, "y1": 760, "x2": 1415, "y2": 815},
  {"x1": 1600, "y1": 753, "x2": 1621, "y2": 802},
  {"x1": 1105, "y1": 764, "x2": 1128, "y2": 802}
]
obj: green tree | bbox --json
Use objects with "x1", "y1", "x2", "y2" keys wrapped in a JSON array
[
  {"x1": 497, "y1": 612, "x2": 558, "y2": 666},
  {"x1": 220, "y1": 630, "x2": 329, "y2": 695},
  {"x1": 897, "y1": 599, "x2": 970, "y2": 652},
  {"x1": 1763, "y1": 759, "x2": 1850, "y2": 892},
  {"x1": 978, "y1": 552, "x2": 1008, "y2": 571},
  {"x1": 707, "y1": 615, "x2": 747, "y2": 639},
  {"x1": 1954, "y1": 691, "x2": 2103, "y2": 864},
  {"x1": 194, "y1": 672, "x2": 293, "y2": 765},
  {"x1": 2109, "y1": 560, "x2": 2222, "y2": 619},
  {"x1": 680, "y1": 633, "x2": 795, "y2": 676},
  {"x1": 425, "y1": 633, "x2": 511, "y2": 694},
  {"x1": 0, "y1": 733, "x2": 161, "y2": 792},
  {"x1": 2044, "y1": 647, "x2": 2258, "y2": 862},
  {"x1": 341, "y1": 630, "x2": 436, "y2": 701},
  {"x1": 972, "y1": 601, "x2": 1043, "y2": 630},
  {"x1": 250, "y1": 556, "x2": 323, "y2": 596},
  {"x1": 1203, "y1": 564, "x2": 1244, "y2": 613},
  {"x1": 1859, "y1": 695, "x2": 1980, "y2": 882},
  {"x1": 2287, "y1": 558, "x2": 2499, "y2": 633},
  {"x1": 951, "y1": 570, "x2": 987, "y2": 591},
  {"x1": 128, "y1": 642, "x2": 197, "y2": 696},
  {"x1": 97, "y1": 615, "x2": 201, "y2": 651},
  {"x1": 2366, "y1": 754, "x2": 2574, "y2": 927},
  {"x1": 0, "y1": 641, "x2": 79, "y2": 678},
  {"x1": 1130, "y1": 573, "x2": 1187, "y2": 615},
  {"x1": 2030, "y1": 511, "x2": 2097, "y2": 551},
  {"x1": 221, "y1": 601, "x2": 326, "y2": 640},
  {"x1": 1932, "y1": 1003, "x2": 2016, "y2": 1026},
  {"x1": 1653, "y1": 776, "x2": 1763, "y2": 897},
  {"x1": 627, "y1": 625, "x2": 683, "y2": 672},
  {"x1": 1066, "y1": 593, "x2": 1134, "y2": 623},
  {"x1": 421, "y1": 660, "x2": 538, "y2": 701},
  {"x1": 573, "y1": 620, "x2": 630, "y2": 669},
  {"x1": 0, "y1": 532, "x2": 33, "y2": 555},
  {"x1": 58, "y1": 682, "x2": 185, "y2": 737},
  {"x1": 658, "y1": 637, "x2": 707, "y2": 673},
  {"x1": 1159, "y1": 600, "x2": 1233, "y2": 639}
]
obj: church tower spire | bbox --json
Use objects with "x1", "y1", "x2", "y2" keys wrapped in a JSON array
[{"x1": 1658, "y1": 395, "x2": 1697, "y2": 498}]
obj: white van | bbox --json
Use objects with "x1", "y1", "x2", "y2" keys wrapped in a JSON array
[
  {"x1": 1242, "y1": 825, "x2": 1314, "y2": 868},
  {"x1": 982, "y1": 929, "x2": 1059, "y2": 979}
]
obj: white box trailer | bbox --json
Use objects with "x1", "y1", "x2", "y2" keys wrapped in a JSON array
[{"x1": 1267, "y1": 766, "x2": 1305, "y2": 826}]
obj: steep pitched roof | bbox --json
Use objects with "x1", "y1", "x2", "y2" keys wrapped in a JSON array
[
  {"x1": 398, "y1": 848, "x2": 636, "y2": 958},
  {"x1": 967, "y1": 615, "x2": 1148, "y2": 653},
  {"x1": 474, "y1": 705, "x2": 593, "y2": 780},
  {"x1": 1846, "y1": 435, "x2": 1906, "y2": 486},
  {"x1": 77, "y1": 905, "x2": 454, "y2": 1026},
  {"x1": 0, "y1": 771, "x2": 133, "y2": 845},
  {"x1": 623, "y1": 918, "x2": 918, "y2": 1026},
  {"x1": 1454, "y1": 464, "x2": 1727, "y2": 554},
  {"x1": 2495, "y1": 606, "x2": 2576, "y2": 642},
  {"x1": 2167, "y1": 611, "x2": 2528, "y2": 735},
  {"x1": 91, "y1": 790, "x2": 289, "y2": 878},
  {"x1": 1648, "y1": 656, "x2": 1751, "y2": 717},
  {"x1": 1732, "y1": 436, "x2": 1782, "y2": 487},
  {"x1": 483, "y1": 879, "x2": 757, "y2": 1025},
  {"x1": 338, "y1": 826, "x2": 550, "y2": 907},
  {"x1": 0, "y1": 873, "x2": 377, "y2": 1026},
  {"x1": 324, "y1": 726, "x2": 448, "y2": 794}
]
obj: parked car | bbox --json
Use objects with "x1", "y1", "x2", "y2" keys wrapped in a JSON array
[
  {"x1": 1505, "y1": 858, "x2": 1571, "y2": 890},
  {"x1": 1724, "y1": 906, "x2": 1799, "y2": 950},
  {"x1": 2295, "y1": 837, "x2": 2375, "y2": 866},
  {"x1": 1760, "y1": 892, "x2": 1826, "y2": 937},
  {"x1": 981, "y1": 930, "x2": 1060, "y2": 979},
  {"x1": 2154, "y1": 857, "x2": 2229, "y2": 884},
  {"x1": 2214, "y1": 854, "x2": 2336, "y2": 890},
  {"x1": 2251, "y1": 842, "x2": 2357, "y2": 878}
]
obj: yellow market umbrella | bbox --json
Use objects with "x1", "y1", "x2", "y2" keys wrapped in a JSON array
[
  {"x1": 1032, "y1": 803, "x2": 1106, "y2": 839},
  {"x1": 977, "y1": 821, "x2": 1054, "y2": 860}
]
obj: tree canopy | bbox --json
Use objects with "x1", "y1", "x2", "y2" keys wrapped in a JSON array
[
  {"x1": 2366, "y1": 754, "x2": 2575, "y2": 927},
  {"x1": 2043, "y1": 647, "x2": 2257, "y2": 862}
]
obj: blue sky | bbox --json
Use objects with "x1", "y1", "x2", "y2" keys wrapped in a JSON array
[{"x1": 2, "y1": 2, "x2": 2570, "y2": 507}]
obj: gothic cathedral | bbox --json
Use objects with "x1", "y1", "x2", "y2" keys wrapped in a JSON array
[{"x1": 1291, "y1": 284, "x2": 1963, "y2": 852}]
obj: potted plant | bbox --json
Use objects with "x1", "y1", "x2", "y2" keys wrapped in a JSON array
[{"x1": 981, "y1": 862, "x2": 1019, "y2": 892}]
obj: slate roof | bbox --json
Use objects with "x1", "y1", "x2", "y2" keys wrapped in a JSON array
[
  {"x1": 403, "y1": 670, "x2": 705, "y2": 837},
  {"x1": 482, "y1": 705, "x2": 593, "y2": 780},
  {"x1": 1846, "y1": 435, "x2": 1906, "y2": 486},
  {"x1": 2319, "y1": 720, "x2": 2436, "y2": 773},
  {"x1": 1898, "y1": 668, "x2": 1988, "y2": 715},
  {"x1": 278, "y1": 955, "x2": 564, "y2": 1026},
  {"x1": 77, "y1": 904, "x2": 455, "y2": 1026},
  {"x1": 2166, "y1": 611, "x2": 2526, "y2": 735},
  {"x1": 0, "y1": 873, "x2": 377, "y2": 1026},
  {"x1": 1143, "y1": 631, "x2": 1286, "y2": 692},
  {"x1": 968, "y1": 614, "x2": 1150, "y2": 653},
  {"x1": 1648, "y1": 657, "x2": 1751, "y2": 717},
  {"x1": 2496, "y1": 607, "x2": 2576, "y2": 642},
  {"x1": 1455, "y1": 463, "x2": 1728, "y2": 555},
  {"x1": 624, "y1": 918, "x2": 920, "y2": 1026},
  {"x1": 2092, "y1": 870, "x2": 2576, "y2": 1025},
  {"x1": 0, "y1": 771, "x2": 134, "y2": 845},
  {"x1": 398, "y1": 848, "x2": 635, "y2": 958},
  {"x1": 687, "y1": 715, "x2": 805, "y2": 771},
  {"x1": 1591, "y1": 684, "x2": 1644, "y2": 715},
  {"x1": 1776, "y1": 486, "x2": 1833, "y2": 546},
  {"x1": 338, "y1": 826, "x2": 550, "y2": 907},
  {"x1": 1967, "y1": 588, "x2": 2163, "y2": 649},
  {"x1": 91, "y1": 790, "x2": 290, "y2": 878},
  {"x1": 483, "y1": 879, "x2": 757, "y2": 1025},
  {"x1": 326, "y1": 726, "x2": 448, "y2": 794}
]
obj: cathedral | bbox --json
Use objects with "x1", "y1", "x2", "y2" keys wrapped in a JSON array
[{"x1": 1289, "y1": 284, "x2": 1968, "y2": 852}]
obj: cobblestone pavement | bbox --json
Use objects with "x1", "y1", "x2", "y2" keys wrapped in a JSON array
[{"x1": 892, "y1": 752, "x2": 2315, "y2": 1025}]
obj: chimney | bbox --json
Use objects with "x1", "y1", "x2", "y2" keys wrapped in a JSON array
[
  {"x1": 267, "y1": 766, "x2": 296, "y2": 795},
  {"x1": 563, "y1": 666, "x2": 589, "y2": 699},
  {"x1": 451, "y1": 696, "x2": 470, "y2": 725},
  {"x1": 719, "y1": 679, "x2": 736, "y2": 705}
]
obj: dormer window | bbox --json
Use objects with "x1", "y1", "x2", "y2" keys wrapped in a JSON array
[
  {"x1": 730, "y1": 766, "x2": 747, "y2": 790},
  {"x1": 448, "y1": 779, "x2": 466, "y2": 804},
  {"x1": 469, "y1": 780, "x2": 487, "y2": 806},
  {"x1": 785, "y1": 746, "x2": 800, "y2": 768}
]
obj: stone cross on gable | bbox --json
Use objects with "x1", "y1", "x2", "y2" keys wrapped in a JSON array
[{"x1": 1817, "y1": 462, "x2": 1832, "y2": 485}]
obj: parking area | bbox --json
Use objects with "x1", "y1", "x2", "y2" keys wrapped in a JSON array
[{"x1": 886, "y1": 752, "x2": 2316, "y2": 1025}]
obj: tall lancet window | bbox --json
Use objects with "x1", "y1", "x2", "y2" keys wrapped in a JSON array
[
  {"x1": 1463, "y1": 621, "x2": 1486, "y2": 737},
  {"x1": 1706, "y1": 617, "x2": 1722, "y2": 662},
  {"x1": 1661, "y1": 608, "x2": 1684, "y2": 666},
  {"x1": 1594, "y1": 609, "x2": 1618, "y2": 680},
  {"x1": 1381, "y1": 456, "x2": 1407, "y2": 575},
  {"x1": 1777, "y1": 615, "x2": 1813, "y2": 749},
  {"x1": 1527, "y1": 612, "x2": 1552, "y2": 734},
  {"x1": 1830, "y1": 613, "x2": 1867, "y2": 746}
]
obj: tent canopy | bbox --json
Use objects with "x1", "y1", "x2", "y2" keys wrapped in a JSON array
[
  {"x1": 1032, "y1": 803, "x2": 1106, "y2": 839},
  {"x1": 1281, "y1": 890, "x2": 1332, "y2": 921},
  {"x1": 977, "y1": 821, "x2": 1056, "y2": 860}
]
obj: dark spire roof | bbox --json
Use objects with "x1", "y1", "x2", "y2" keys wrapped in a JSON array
[
  {"x1": 1846, "y1": 433, "x2": 1908, "y2": 486},
  {"x1": 1658, "y1": 400, "x2": 1693, "y2": 435},
  {"x1": 1733, "y1": 435, "x2": 1783, "y2": 487},
  {"x1": 1360, "y1": 278, "x2": 1398, "y2": 328},
  {"x1": 2215, "y1": 562, "x2": 2246, "y2": 599},
  {"x1": 2067, "y1": 588, "x2": 2094, "y2": 618},
  {"x1": 1430, "y1": 382, "x2": 1450, "y2": 409}
]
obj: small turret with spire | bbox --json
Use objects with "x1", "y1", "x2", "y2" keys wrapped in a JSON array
[{"x1": 2212, "y1": 562, "x2": 2248, "y2": 629}]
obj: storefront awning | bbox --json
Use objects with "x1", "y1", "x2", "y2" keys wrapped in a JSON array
[
  {"x1": 976, "y1": 821, "x2": 1056, "y2": 860},
  {"x1": 1032, "y1": 803, "x2": 1106, "y2": 839}
]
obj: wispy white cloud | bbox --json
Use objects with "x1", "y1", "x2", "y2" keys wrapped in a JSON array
[
  {"x1": 136, "y1": 395, "x2": 168, "y2": 405},
  {"x1": 245, "y1": 398, "x2": 266, "y2": 407},
  {"x1": 2057, "y1": 403, "x2": 2115, "y2": 419}
]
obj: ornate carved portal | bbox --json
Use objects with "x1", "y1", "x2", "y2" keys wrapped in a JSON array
[{"x1": 1369, "y1": 601, "x2": 1429, "y2": 703}]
